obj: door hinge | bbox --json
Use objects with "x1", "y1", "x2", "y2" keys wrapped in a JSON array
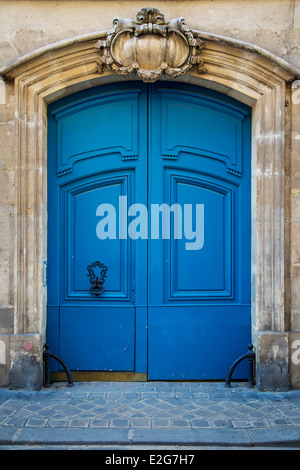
[{"x1": 43, "y1": 261, "x2": 48, "y2": 287}]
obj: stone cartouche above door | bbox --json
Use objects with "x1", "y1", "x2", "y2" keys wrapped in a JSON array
[{"x1": 95, "y1": 7, "x2": 205, "y2": 82}]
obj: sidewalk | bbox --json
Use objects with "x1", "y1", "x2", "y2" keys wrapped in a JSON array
[{"x1": 0, "y1": 381, "x2": 300, "y2": 449}]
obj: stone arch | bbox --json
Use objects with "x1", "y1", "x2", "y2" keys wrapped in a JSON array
[{"x1": 1, "y1": 24, "x2": 299, "y2": 390}]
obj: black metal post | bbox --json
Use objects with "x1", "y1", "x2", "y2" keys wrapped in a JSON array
[
  {"x1": 43, "y1": 343, "x2": 74, "y2": 388},
  {"x1": 247, "y1": 344, "x2": 255, "y2": 388},
  {"x1": 43, "y1": 344, "x2": 51, "y2": 388},
  {"x1": 225, "y1": 344, "x2": 255, "y2": 388}
]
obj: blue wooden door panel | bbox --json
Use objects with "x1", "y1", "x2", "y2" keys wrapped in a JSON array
[
  {"x1": 60, "y1": 307, "x2": 135, "y2": 371},
  {"x1": 148, "y1": 82, "x2": 251, "y2": 380},
  {"x1": 47, "y1": 82, "x2": 148, "y2": 372},
  {"x1": 53, "y1": 90, "x2": 141, "y2": 175},
  {"x1": 158, "y1": 89, "x2": 247, "y2": 176},
  {"x1": 47, "y1": 81, "x2": 251, "y2": 378},
  {"x1": 148, "y1": 306, "x2": 251, "y2": 379}
]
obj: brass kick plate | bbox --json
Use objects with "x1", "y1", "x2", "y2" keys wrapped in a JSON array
[{"x1": 50, "y1": 371, "x2": 147, "y2": 382}]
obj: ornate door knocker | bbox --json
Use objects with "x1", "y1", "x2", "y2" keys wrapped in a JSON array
[{"x1": 87, "y1": 261, "x2": 108, "y2": 296}]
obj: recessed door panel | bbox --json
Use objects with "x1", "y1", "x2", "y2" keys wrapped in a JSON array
[
  {"x1": 63, "y1": 173, "x2": 132, "y2": 300},
  {"x1": 168, "y1": 172, "x2": 233, "y2": 299},
  {"x1": 53, "y1": 90, "x2": 141, "y2": 175}
]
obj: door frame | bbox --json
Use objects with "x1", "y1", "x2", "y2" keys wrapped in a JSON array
[
  {"x1": 46, "y1": 81, "x2": 252, "y2": 380},
  {"x1": 1, "y1": 28, "x2": 296, "y2": 389}
]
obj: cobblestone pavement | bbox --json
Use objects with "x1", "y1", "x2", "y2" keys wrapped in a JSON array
[{"x1": 1, "y1": 382, "x2": 300, "y2": 447}]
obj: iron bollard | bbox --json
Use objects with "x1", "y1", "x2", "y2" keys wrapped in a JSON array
[
  {"x1": 225, "y1": 344, "x2": 255, "y2": 388},
  {"x1": 43, "y1": 343, "x2": 74, "y2": 388}
]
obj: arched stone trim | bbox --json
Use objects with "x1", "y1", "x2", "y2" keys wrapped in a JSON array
[{"x1": 1, "y1": 29, "x2": 299, "y2": 390}]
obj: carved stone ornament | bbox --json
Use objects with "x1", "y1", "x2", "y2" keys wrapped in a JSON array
[{"x1": 95, "y1": 7, "x2": 205, "y2": 82}]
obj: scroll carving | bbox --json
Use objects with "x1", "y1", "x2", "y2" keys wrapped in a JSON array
[{"x1": 95, "y1": 7, "x2": 205, "y2": 82}]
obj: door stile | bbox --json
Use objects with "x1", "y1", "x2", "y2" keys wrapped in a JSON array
[{"x1": 133, "y1": 83, "x2": 148, "y2": 373}]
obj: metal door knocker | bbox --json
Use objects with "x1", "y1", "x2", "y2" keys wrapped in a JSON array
[{"x1": 87, "y1": 261, "x2": 108, "y2": 296}]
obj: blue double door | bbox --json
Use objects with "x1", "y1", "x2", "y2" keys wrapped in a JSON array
[{"x1": 47, "y1": 81, "x2": 251, "y2": 379}]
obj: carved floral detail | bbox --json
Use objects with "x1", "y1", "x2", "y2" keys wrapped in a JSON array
[{"x1": 95, "y1": 7, "x2": 205, "y2": 82}]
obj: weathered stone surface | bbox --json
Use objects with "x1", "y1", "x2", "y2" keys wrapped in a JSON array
[
  {"x1": 289, "y1": 332, "x2": 300, "y2": 389},
  {"x1": 9, "y1": 335, "x2": 43, "y2": 390},
  {"x1": 0, "y1": 334, "x2": 9, "y2": 386},
  {"x1": 0, "y1": 308, "x2": 13, "y2": 334},
  {"x1": 0, "y1": 1, "x2": 299, "y2": 68},
  {"x1": 257, "y1": 333, "x2": 290, "y2": 391},
  {"x1": 95, "y1": 8, "x2": 205, "y2": 82}
]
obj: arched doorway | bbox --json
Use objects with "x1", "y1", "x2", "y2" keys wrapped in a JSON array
[
  {"x1": 46, "y1": 80, "x2": 251, "y2": 380},
  {"x1": 0, "y1": 11, "x2": 296, "y2": 389}
]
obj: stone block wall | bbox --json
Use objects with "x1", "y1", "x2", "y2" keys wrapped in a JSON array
[{"x1": 0, "y1": 1, "x2": 299, "y2": 70}]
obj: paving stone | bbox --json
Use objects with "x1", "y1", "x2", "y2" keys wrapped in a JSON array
[
  {"x1": 191, "y1": 408, "x2": 214, "y2": 418},
  {"x1": 76, "y1": 412, "x2": 98, "y2": 419},
  {"x1": 152, "y1": 411, "x2": 173, "y2": 419},
  {"x1": 290, "y1": 417, "x2": 300, "y2": 425},
  {"x1": 125, "y1": 393, "x2": 139, "y2": 399},
  {"x1": 89, "y1": 418, "x2": 109, "y2": 428},
  {"x1": 106, "y1": 392, "x2": 124, "y2": 399},
  {"x1": 151, "y1": 418, "x2": 171, "y2": 428},
  {"x1": 207, "y1": 404, "x2": 226, "y2": 412},
  {"x1": 157, "y1": 391, "x2": 175, "y2": 397},
  {"x1": 128, "y1": 402, "x2": 147, "y2": 410},
  {"x1": 141, "y1": 393, "x2": 158, "y2": 398},
  {"x1": 190, "y1": 419, "x2": 211, "y2": 428},
  {"x1": 221, "y1": 408, "x2": 243, "y2": 418},
  {"x1": 88, "y1": 406, "x2": 107, "y2": 415},
  {"x1": 0, "y1": 408, "x2": 15, "y2": 417},
  {"x1": 68, "y1": 418, "x2": 90, "y2": 428},
  {"x1": 272, "y1": 419, "x2": 291, "y2": 426},
  {"x1": 47, "y1": 418, "x2": 68, "y2": 428},
  {"x1": 76, "y1": 402, "x2": 96, "y2": 411},
  {"x1": 249, "y1": 420, "x2": 270, "y2": 428},
  {"x1": 168, "y1": 398, "x2": 189, "y2": 406},
  {"x1": 141, "y1": 397, "x2": 160, "y2": 405},
  {"x1": 172, "y1": 419, "x2": 190, "y2": 428},
  {"x1": 110, "y1": 419, "x2": 130, "y2": 428},
  {"x1": 130, "y1": 418, "x2": 151, "y2": 428},
  {"x1": 89, "y1": 393, "x2": 106, "y2": 400},
  {"x1": 36, "y1": 408, "x2": 62, "y2": 418},
  {"x1": 5, "y1": 417, "x2": 28, "y2": 427},
  {"x1": 280, "y1": 408, "x2": 300, "y2": 418},
  {"x1": 175, "y1": 392, "x2": 193, "y2": 399},
  {"x1": 211, "y1": 419, "x2": 233, "y2": 428},
  {"x1": 231, "y1": 420, "x2": 251, "y2": 428},
  {"x1": 102, "y1": 412, "x2": 121, "y2": 419},
  {"x1": 25, "y1": 418, "x2": 48, "y2": 427}
]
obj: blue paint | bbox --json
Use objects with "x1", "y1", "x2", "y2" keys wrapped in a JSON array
[{"x1": 47, "y1": 81, "x2": 251, "y2": 379}]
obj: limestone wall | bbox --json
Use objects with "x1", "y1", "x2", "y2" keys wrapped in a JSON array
[
  {"x1": 0, "y1": 0, "x2": 299, "y2": 389},
  {"x1": 0, "y1": 1, "x2": 299, "y2": 69}
]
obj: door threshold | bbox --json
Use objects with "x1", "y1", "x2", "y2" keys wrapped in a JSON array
[{"x1": 50, "y1": 371, "x2": 147, "y2": 382}]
